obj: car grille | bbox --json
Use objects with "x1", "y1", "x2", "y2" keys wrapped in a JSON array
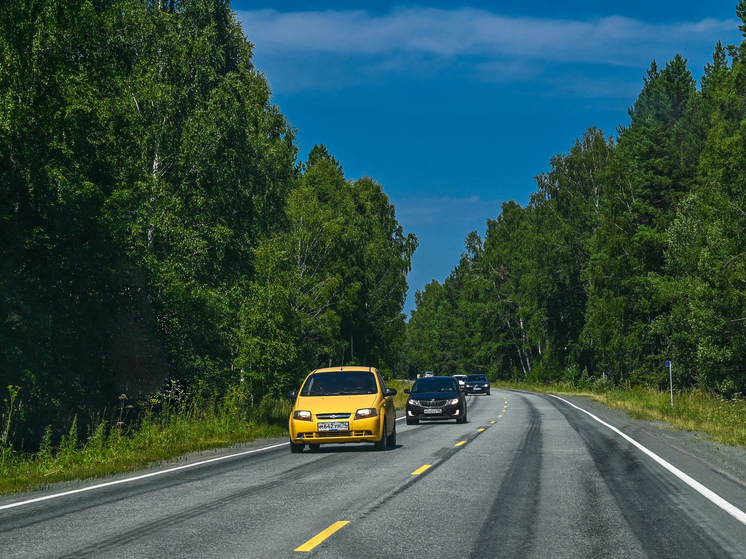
[
  {"x1": 299, "y1": 430, "x2": 373, "y2": 439},
  {"x1": 418, "y1": 399, "x2": 448, "y2": 407},
  {"x1": 316, "y1": 413, "x2": 352, "y2": 419}
]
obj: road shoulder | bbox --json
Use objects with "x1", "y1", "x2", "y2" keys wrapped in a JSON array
[{"x1": 548, "y1": 392, "x2": 746, "y2": 510}]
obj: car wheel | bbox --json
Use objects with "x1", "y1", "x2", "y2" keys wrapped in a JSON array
[
  {"x1": 308, "y1": 443, "x2": 320, "y2": 451},
  {"x1": 456, "y1": 414, "x2": 465, "y2": 424},
  {"x1": 374, "y1": 420, "x2": 388, "y2": 451},
  {"x1": 290, "y1": 440, "x2": 304, "y2": 453},
  {"x1": 387, "y1": 422, "x2": 396, "y2": 447},
  {"x1": 406, "y1": 418, "x2": 418, "y2": 425}
]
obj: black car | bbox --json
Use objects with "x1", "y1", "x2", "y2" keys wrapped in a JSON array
[
  {"x1": 404, "y1": 376, "x2": 467, "y2": 424},
  {"x1": 465, "y1": 374, "x2": 490, "y2": 395}
]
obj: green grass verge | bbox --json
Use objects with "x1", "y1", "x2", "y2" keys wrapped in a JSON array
[
  {"x1": 388, "y1": 379, "x2": 413, "y2": 410},
  {"x1": 0, "y1": 381, "x2": 413, "y2": 497},
  {"x1": 497, "y1": 380, "x2": 746, "y2": 450},
  {"x1": 0, "y1": 397, "x2": 293, "y2": 496}
]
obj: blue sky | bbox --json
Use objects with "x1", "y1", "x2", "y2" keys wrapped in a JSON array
[{"x1": 230, "y1": 1, "x2": 744, "y2": 315}]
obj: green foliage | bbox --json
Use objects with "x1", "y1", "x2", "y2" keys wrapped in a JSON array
[
  {"x1": 239, "y1": 146, "x2": 416, "y2": 395},
  {"x1": 0, "y1": 2, "x2": 414, "y2": 454},
  {"x1": 0, "y1": 392, "x2": 291, "y2": 495}
]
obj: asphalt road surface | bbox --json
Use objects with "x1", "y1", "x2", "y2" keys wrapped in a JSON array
[{"x1": 2, "y1": 389, "x2": 746, "y2": 558}]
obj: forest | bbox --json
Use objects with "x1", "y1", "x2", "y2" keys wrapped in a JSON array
[
  {"x1": 5, "y1": 0, "x2": 746, "y2": 454},
  {"x1": 404, "y1": 4, "x2": 746, "y2": 399},
  {"x1": 0, "y1": 0, "x2": 416, "y2": 449}
]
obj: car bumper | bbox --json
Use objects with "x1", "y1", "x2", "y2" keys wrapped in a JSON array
[
  {"x1": 289, "y1": 415, "x2": 383, "y2": 444},
  {"x1": 406, "y1": 406, "x2": 463, "y2": 420}
]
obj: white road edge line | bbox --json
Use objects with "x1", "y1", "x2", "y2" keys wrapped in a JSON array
[
  {"x1": 0, "y1": 441, "x2": 289, "y2": 511},
  {"x1": 550, "y1": 394, "x2": 746, "y2": 526},
  {"x1": 4, "y1": 415, "x2": 406, "y2": 511}
]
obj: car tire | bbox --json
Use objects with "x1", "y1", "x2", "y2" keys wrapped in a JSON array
[
  {"x1": 374, "y1": 420, "x2": 388, "y2": 451},
  {"x1": 290, "y1": 440, "x2": 304, "y2": 453},
  {"x1": 457, "y1": 414, "x2": 465, "y2": 424},
  {"x1": 387, "y1": 422, "x2": 396, "y2": 447},
  {"x1": 308, "y1": 443, "x2": 320, "y2": 451}
]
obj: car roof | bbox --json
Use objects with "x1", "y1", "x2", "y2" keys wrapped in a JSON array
[{"x1": 311, "y1": 366, "x2": 378, "y2": 374}]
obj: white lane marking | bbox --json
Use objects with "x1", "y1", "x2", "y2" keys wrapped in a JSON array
[
  {"x1": 0, "y1": 442, "x2": 289, "y2": 511},
  {"x1": 551, "y1": 395, "x2": 746, "y2": 526}
]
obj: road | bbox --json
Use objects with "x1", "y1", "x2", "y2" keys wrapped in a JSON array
[{"x1": 2, "y1": 389, "x2": 746, "y2": 558}]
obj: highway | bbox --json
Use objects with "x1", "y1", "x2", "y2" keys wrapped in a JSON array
[{"x1": 2, "y1": 390, "x2": 746, "y2": 558}]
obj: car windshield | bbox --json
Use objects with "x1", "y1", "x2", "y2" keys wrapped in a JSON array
[
  {"x1": 466, "y1": 375, "x2": 487, "y2": 381},
  {"x1": 411, "y1": 378, "x2": 458, "y2": 393},
  {"x1": 300, "y1": 372, "x2": 377, "y2": 396}
]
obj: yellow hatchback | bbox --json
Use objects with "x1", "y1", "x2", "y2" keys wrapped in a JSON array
[{"x1": 287, "y1": 366, "x2": 398, "y2": 453}]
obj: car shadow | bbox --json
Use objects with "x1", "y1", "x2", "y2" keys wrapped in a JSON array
[{"x1": 306, "y1": 443, "x2": 402, "y2": 453}]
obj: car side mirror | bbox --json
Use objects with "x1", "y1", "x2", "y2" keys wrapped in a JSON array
[
  {"x1": 403, "y1": 388, "x2": 411, "y2": 394},
  {"x1": 383, "y1": 388, "x2": 397, "y2": 397},
  {"x1": 286, "y1": 390, "x2": 298, "y2": 400}
]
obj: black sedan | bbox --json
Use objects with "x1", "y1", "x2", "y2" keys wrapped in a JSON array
[
  {"x1": 404, "y1": 376, "x2": 467, "y2": 424},
  {"x1": 465, "y1": 373, "x2": 491, "y2": 395}
]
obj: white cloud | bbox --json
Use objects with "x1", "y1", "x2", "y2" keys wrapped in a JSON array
[{"x1": 237, "y1": 7, "x2": 737, "y2": 67}]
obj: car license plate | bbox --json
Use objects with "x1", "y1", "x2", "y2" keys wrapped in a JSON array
[
  {"x1": 424, "y1": 408, "x2": 441, "y2": 414},
  {"x1": 474, "y1": 387, "x2": 482, "y2": 391},
  {"x1": 318, "y1": 421, "x2": 348, "y2": 431}
]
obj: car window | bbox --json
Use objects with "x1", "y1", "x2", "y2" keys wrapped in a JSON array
[
  {"x1": 466, "y1": 374, "x2": 487, "y2": 381},
  {"x1": 411, "y1": 378, "x2": 458, "y2": 393},
  {"x1": 300, "y1": 372, "x2": 378, "y2": 396},
  {"x1": 377, "y1": 373, "x2": 387, "y2": 392}
]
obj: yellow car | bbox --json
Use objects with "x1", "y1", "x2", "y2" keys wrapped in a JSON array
[{"x1": 287, "y1": 366, "x2": 398, "y2": 453}]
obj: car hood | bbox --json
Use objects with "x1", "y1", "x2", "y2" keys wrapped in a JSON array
[
  {"x1": 409, "y1": 391, "x2": 458, "y2": 400},
  {"x1": 295, "y1": 393, "x2": 380, "y2": 413}
]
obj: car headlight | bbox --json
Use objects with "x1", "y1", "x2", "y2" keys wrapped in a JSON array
[
  {"x1": 293, "y1": 410, "x2": 312, "y2": 421},
  {"x1": 407, "y1": 398, "x2": 418, "y2": 406},
  {"x1": 447, "y1": 398, "x2": 460, "y2": 405},
  {"x1": 355, "y1": 408, "x2": 378, "y2": 419},
  {"x1": 483, "y1": 383, "x2": 489, "y2": 387}
]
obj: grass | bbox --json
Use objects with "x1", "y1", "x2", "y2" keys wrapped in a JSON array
[
  {"x1": 0, "y1": 393, "x2": 292, "y2": 496},
  {"x1": 388, "y1": 379, "x2": 413, "y2": 410},
  {"x1": 497, "y1": 380, "x2": 746, "y2": 449}
]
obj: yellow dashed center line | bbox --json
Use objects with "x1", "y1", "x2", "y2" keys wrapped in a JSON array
[
  {"x1": 296, "y1": 521, "x2": 350, "y2": 552},
  {"x1": 477, "y1": 428, "x2": 485, "y2": 432},
  {"x1": 455, "y1": 441, "x2": 466, "y2": 447},
  {"x1": 412, "y1": 464, "x2": 432, "y2": 475}
]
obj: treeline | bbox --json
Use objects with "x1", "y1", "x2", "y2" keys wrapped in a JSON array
[
  {"x1": 0, "y1": 0, "x2": 416, "y2": 449},
  {"x1": 404, "y1": 6, "x2": 746, "y2": 397}
]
